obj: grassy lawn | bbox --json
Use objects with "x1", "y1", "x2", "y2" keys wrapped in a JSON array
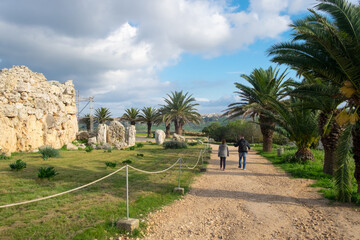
[
  {"x1": 253, "y1": 144, "x2": 360, "y2": 205},
  {"x1": 0, "y1": 143, "x2": 209, "y2": 239}
]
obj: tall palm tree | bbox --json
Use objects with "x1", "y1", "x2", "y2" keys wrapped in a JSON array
[
  {"x1": 161, "y1": 91, "x2": 201, "y2": 135},
  {"x1": 94, "y1": 107, "x2": 112, "y2": 124},
  {"x1": 121, "y1": 108, "x2": 140, "y2": 125},
  {"x1": 139, "y1": 107, "x2": 159, "y2": 137},
  {"x1": 268, "y1": 0, "x2": 360, "y2": 194},
  {"x1": 224, "y1": 66, "x2": 294, "y2": 152},
  {"x1": 290, "y1": 78, "x2": 344, "y2": 175},
  {"x1": 266, "y1": 97, "x2": 320, "y2": 162}
]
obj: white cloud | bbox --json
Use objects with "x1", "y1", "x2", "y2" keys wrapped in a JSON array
[{"x1": 0, "y1": 0, "x2": 329, "y2": 115}]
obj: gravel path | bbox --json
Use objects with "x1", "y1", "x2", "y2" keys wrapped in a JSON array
[{"x1": 144, "y1": 145, "x2": 360, "y2": 240}]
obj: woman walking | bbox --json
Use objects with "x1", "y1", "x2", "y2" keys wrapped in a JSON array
[{"x1": 218, "y1": 139, "x2": 229, "y2": 171}]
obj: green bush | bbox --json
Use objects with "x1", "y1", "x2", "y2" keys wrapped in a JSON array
[
  {"x1": 105, "y1": 161, "x2": 117, "y2": 168},
  {"x1": 37, "y1": 167, "x2": 58, "y2": 179},
  {"x1": 104, "y1": 148, "x2": 112, "y2": 153},
  {"x1": 39, "y1": 147, "x2": 60, "y2": 160},
  {"x1": 136, "y1": 143, "x2": 144, "y2": 148},
  {"x1": 188, "y1": 142, "x2": 199, "y2": 146},
  {"x1": 9, "y1": 159, "x2": 27, "y2": 171},
  {"x1": 129, "y1": 146, "x2": 136, "y2": 151},
  {"x1": 0, "y1": 154, "x2": 11, "y2": 160},
  {"x1": 163, "y1": 141, "x2": 188, "y2": 149},
  {"x1": 85, "y1": 146, "x2": 93, "y2": 152},
  {"x1": 122, "y1": 159, "x2": 132, "y2": 164},
  {"x1": 137, "y1": 153, "x2": 144, "y2": 157}
]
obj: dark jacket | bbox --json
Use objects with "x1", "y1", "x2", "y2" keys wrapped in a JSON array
[{"x1": 234, "y1": 139, "x2": 250, "y2": 152}]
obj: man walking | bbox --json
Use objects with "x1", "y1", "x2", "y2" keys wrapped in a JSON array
[{"x1": 234, "y1": 136, "x2": 251, "y2": 170}]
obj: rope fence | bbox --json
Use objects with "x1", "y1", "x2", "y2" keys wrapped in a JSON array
[{"x1": 0, "y1": 142, "x2": 211, "y2": 213}]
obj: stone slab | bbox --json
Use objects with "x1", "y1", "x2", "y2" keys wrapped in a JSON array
[
  {"x1": 173, "y1": 187, "x2": 184, "y2": 195},
  {"x1": 116, "y1": 218, "x2": 139, "y2": 232}
]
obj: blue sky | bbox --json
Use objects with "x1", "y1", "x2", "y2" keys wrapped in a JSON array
[{"x1": 0, "y1": 0, "x2": 358, "y2": 116}]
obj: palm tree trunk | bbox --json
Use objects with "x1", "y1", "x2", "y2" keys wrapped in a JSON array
[
  {"x1": 174, "y1": 119, "x2": 180, "y2": 135},
  {"x1": 295, "y1": 147, "x2": 315, "y2": 162},
  {"x1": 352, "y1": 122, "x2": 360, "y2": 193},
  {"x1": 147, "y1": 122, "x2": 152, "y2": 138},
  {"x1": 259, "y1": 115, "x2": 275, "y2": 152},
  {"x1": 165, "y1": 123, "x2": 171, "y2": 138},
  {"x1": 319, "y1": 111, "x2": 342, "y2": 175},
  {"x1": 178, "y1": 122, "x2": 183, "y2": 136}
]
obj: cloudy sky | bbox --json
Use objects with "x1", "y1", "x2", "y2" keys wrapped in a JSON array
[{"x1": 0, "y1": 0, "x2": 358, "y2": 116}]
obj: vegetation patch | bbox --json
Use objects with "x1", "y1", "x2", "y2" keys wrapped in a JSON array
[
  {"x1": 39, "y1": 146, "x2": 60, "y2": 160},
  {"x1": 9, "y1": 159, "x2": 27, "y2": 171},
  {"x1": 163, "y1": 140, "x2": 188, "y2": 149},
  {"x1": 105, "y1": 161, "x2": 117, "y2": 168},
  {"x1": 37, "y1": 166, "x2": 59, "y2": 179}
]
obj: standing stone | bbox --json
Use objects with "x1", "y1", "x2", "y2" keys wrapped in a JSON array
[
  {"x1": 173, "y1": 133, "x2": 185, "y2": 142},
  {"x1": 97, "y1": 124, "x2": 107, "y2": 144},
  {"x1": 88, "y1": 137, "x2": 97, "y2": 145},
  {"x1": 0, "y1": 66, "x2": 78, "y2": 154},
  {"x1": 127, "y1": 125, "x2": 136, "y2": 147},
  {"x1": 107, "y1": 121, "x2": 126, "y2": 148},
  {"x1": 155, "y1": 129, "x2": 166, "y2": 145}
]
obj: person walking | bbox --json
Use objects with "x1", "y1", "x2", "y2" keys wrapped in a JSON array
[
  {"x1": 234, "y1": 136, "x2": 251, "y2": 170},
  {"x1": 218, "y1": 139, "x2": 229, "y2": 171}
]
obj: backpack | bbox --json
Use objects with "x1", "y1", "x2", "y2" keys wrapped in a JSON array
[{"x1": 239, "y1": 139, "x2": 248, "y2": 152}]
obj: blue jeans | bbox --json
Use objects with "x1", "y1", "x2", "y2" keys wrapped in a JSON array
[{"x1": 238, "y1": 152, "x2": 247, "y2": 169}]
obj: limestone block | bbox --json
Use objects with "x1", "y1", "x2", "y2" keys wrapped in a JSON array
[
  {"x1": 97, "y1": 124, "x2": 107, "y2": 144},
  {"x1": 66, "y1": 143, "x2": 78, "y2": 150},
  {"x1": 77, "y1": 131, "x2": 90, "y2": 141},
  {"x1": 155, "y1": 129, "x2": 166, "y2": 145},
  {"x1": 107, "y1": 121, "x2": 126, "y2": 146},
  {"x1": 88, "y1": 137, "x2": 97, "y2": 145},
  {"x1": 127, "y1": 125, "x2": 136, "y2": 147},
  {"x1": 46, "y1": 115, "x2": 56, "y2": 129},
  {"x1": 173, "y1": 133, "x2": 185, "y2": 142}
]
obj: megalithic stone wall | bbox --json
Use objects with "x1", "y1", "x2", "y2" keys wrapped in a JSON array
[{"x1": 0, "y1": 66, "x2": 78, "y2": 155}]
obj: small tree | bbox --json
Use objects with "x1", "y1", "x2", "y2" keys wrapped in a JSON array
[
  {"x1": 94, "y1": 107, "x2": 112, "y2": 124},
  {"x1": 139, "y1": 107, "x2": 159, "y2": 137},
  {"x1": 122, "y1": 108, "x2": 140, "y2": 125}
]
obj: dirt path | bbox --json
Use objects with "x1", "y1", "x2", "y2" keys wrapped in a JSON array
[{"x1": 144, "y1": 145, "x2": 360, "y2": 240}]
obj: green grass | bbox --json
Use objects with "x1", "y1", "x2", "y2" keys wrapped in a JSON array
[
  {"x1": 0, "y1": 143, "x2": 209, "y2": 239},
  {"x1": 253, "y1": 144, "x2": 360, "y2": 205}
]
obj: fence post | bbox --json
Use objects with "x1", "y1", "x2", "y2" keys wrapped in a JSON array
[
  {"x1": 116, "y1": 164, "x2": 139, "y2": 232},
  {"x1": 200, "y1": 149, "x2": 206, "y2": 172},
  {"x1": 173, "y1": 158, "x2": 184, "y2": 195},
  {"x1": 126, "y1": 164, "x2": 129, "y2": 220}
]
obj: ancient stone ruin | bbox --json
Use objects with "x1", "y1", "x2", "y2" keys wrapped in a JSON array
[
  {"x1": 155, "y1": 129, "x2": 166, "y2": 145},
  {"x1": 0, "y1": 66, "x2": 78, "y2": 155}
]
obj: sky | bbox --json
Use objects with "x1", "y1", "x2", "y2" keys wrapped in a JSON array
[{"x1": 0, "y1": 0, "x2": 358, "y2": 116}]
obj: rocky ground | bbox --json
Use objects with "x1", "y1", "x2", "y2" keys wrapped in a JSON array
[{"x1": 143, "y1": 145, "x2": 360, "y2": 240}]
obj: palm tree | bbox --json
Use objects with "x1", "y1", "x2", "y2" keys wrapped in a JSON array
[
  {"x1": 268, "y1": 0, "x2": 360, "y2": 194},
  {"x1": 139, "y1": 107, "x2": 159, "y2": 137},
  {"x1": 121, "y1": 108, "x2": 140, "y2": 125},
  {"x1": 266, "y1": 97, "x2": 320, "y2": 162},
  {"x1": 94, "y1": 107, "x2": 112, "y2": 124},
  {"x1": 157, "y1": 107, "x2": 172, "y2": 138},
  {"x1": 161, "y1": 91, "x2": 202, "y2": 135},
  {"x1": 290, "y1": 78, "x2": 344, "y2": 175},
  {"x1": 224, "y1": 66, "x2": 294, "y2": 152}
]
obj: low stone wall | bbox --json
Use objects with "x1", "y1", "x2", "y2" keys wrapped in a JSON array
[{"x1": 0, "y1": 66, "x2": 78, "y2": 155}]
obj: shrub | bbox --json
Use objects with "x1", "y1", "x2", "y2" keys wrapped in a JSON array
[
  {"x1": 38, "y1": 167, "x2": 58, "y2": 179},
  {"x1": 163, "y1": 141, "x2": 188, "y2": 149},
  {"x1": 0, "y1": 154, "x2": 11, "y2": 160},
  {"x1": 85, "y1": 146, "x2": 93, "y2": 152},
  {"x1": 105, "y1": 161, "x2": 117, "y2": 168},
  {"x1": 136, "y1": 143, "x2": 144, "y2": 148},
  {"x1": 39, "y1": 147, "x2": 60, "y2": 160},
  {"x1": 9, "y1": 159, "x2": 27, "y2": 171},
  {"x1": 137, "y1": 154, "x2": 144, "y2": 157},
  {"x1": 129, "y1": 146, "x2": 136, "y2": 151},
  {"x1": 122, "y1": 159, "x2": 132, "y2": 164},
  {"x1": 188, "y1": 142, "x2": 199, "y2": 146},
  {"x1": 104, "y1": 148, "x2": 112, "y2": 153}
]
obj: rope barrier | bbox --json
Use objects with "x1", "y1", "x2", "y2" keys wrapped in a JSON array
[
  {"x1": 0, "y1": 165, "x2": 127, "y2": 209},
  {"x1": 0, "y1": 142, "x2": 212, "y2": 209},
  {"x1": 128, "y1": 158, "x2": 182, "y2": 174}
]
